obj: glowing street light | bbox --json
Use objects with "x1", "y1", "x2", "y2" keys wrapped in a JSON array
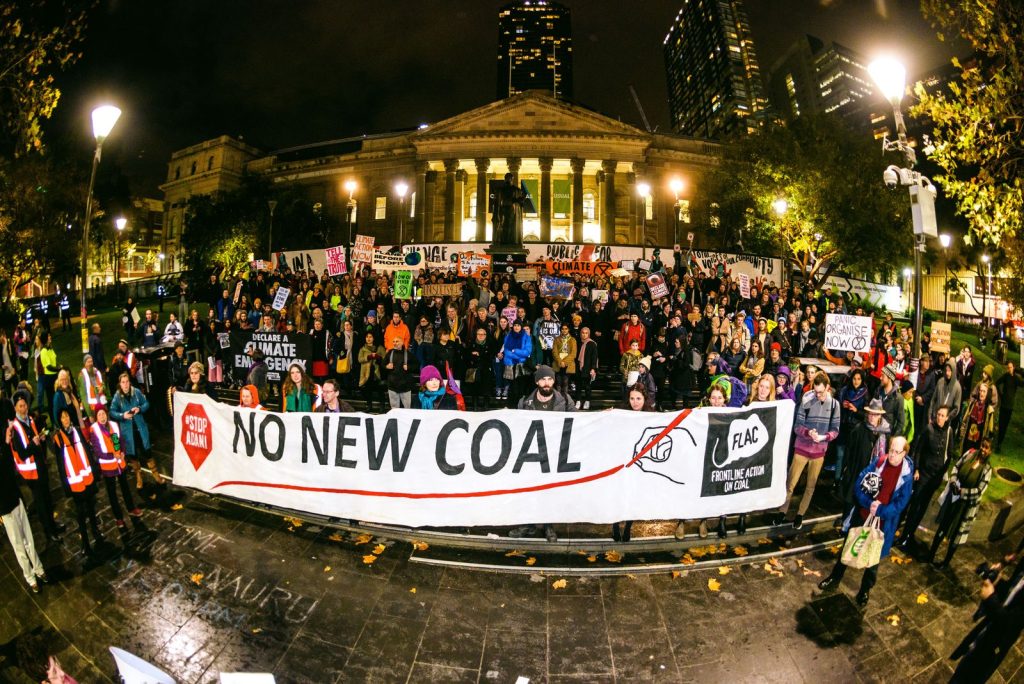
[
  {"x1": 868, "y1": 56, "x2": 907, "y2": 105},
  {"x1": 80, "y1": 104, "x2": 122, "y2": 354},
  {"x1": 772, "y1": 198, "x2": 788, "y2": 216},
  {"x1": 668, "y1": 177, "x2": 685, "y2": 244},
  {"x1": 344, "y1": 179, "x2": 358, "y2": 267}
]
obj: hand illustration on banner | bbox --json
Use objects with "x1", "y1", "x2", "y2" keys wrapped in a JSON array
[{"x1": 630, "y1": 425, "x2": 697, "y2": 485}]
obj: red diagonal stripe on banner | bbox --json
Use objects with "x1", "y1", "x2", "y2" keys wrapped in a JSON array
[{"x1": 210, "y1": 409, "x2": 692, "y2": 499}]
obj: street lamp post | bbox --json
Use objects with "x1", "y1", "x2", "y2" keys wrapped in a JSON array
[
  {"x1": 903, "y1": 267, "x2": 913, "y2": 312},
  {"x1": 267, "y1": 200, "x2": 277, "y2": 262},
  {"x1": 981, "y1": 254, "x2": 991, "y2": 326},
  {"x1": 869, "y1": 56, "x2": 938, "y2": 359},
  {"x1": 669, "y1": 177, "x2": 684, "y2": 245},
  {"x1": 158, "y1": 252, "x2": 165, "y2": 273},
  {"x1": 637, "y1": 182, "x2": 651, "y2": 259},
  {"x1": 939, "y1": 233, "x2": 951, "y2": 322},
  {"x1": 79, "y1": 105, "x2": 122, "y2": 354},
  {"x1": 395, "y1": 181, "x2": 409, "y2": 249},
  {"x1": 344, "y1": 179, "x2": 357, "y2": 268},
  {"x1": 114, "y1": 216, "x2": 126, "y2": 304}
]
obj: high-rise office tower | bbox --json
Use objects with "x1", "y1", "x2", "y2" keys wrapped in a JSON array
[
  {"x1": 768, "y1": 35, "x2": 875, "y2": 124},
  {"x1": 664, "y1": 0, "x2": 769, "y2": 138},
  {"x1": 497, "y1": 0, "x2": 573, "y2": 100}
]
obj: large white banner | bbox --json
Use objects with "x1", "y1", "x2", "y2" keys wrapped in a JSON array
[
  {"x1": 173, "y1": 395, "x2": 793, "y2": 527},
  {"x1": 825, "y1": 275, "x2": 903, "y2": 312}
]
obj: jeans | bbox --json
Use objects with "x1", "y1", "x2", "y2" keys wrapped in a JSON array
[
  {"x1": 103, "y1": 472, "x2": 137, "y2": 521},
  {"x1": 388, "y1": 390, "x2": 412, "y2": 409}
]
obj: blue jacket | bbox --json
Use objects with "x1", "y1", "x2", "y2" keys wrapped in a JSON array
[
  {"x1": 842, "y1": 456, "x2": 914, "y2": 559},
  {"x1": 109, "y1": 387, "x2": 151, "y2": 455},
  {"x1": 502, "y1": 329, "x2": 532, "y2": 366}
]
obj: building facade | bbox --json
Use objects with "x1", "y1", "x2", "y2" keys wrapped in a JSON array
[
  {"x1": 768, "y1": 35, "x2": 875, "y2": 125},
  {"x1": 497, "y1": 0, "x2": 573, "y2": 100},
  {"x1": 664, "y1": 0, "x2": 769, "y2": 138},
  {"x1": 159, "y1": 135, "x2": 263, "y2": 271},
  {"x1": 161, "y1": 92, "x2": 721, "y2": 261}
]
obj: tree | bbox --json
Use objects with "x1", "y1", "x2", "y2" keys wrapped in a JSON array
[
  {"x1": 704, "y1": 115, "x2": 912, "y2": 291},
  {"x1": 0, "y1": 155, "x2": 86, "y2": 307},
  {"x1": 911, "y1": 0, "x2": 1024, "y2": 312},
  {"x1": 1, "y1": 1, "x2": 90, "y2": 156}
]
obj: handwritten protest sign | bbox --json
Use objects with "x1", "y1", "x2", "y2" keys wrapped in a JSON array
[
  {"x1": 824, "y1": 313, "x2": 873, "y2": 353},
  {"x1": 372, "y1": 251, "x2": 418, "y2": 272},
  {"x1": 352, "y1": 235, "x2": 374, "y2": 264},
  {"x1": 325, "y1": 246, "x2": 348, "y2": 276},
  {"x1": 272, "y1": 286, "x2": 291, "y2": 312},
  {"x1": 930, "y1": 322, "x2": 951, "y2": 353},
  {"x1": 421, "y1": 283, "x2": 463, "y2": 298},
  {"x1": 739, "y1": 273, "x2": 751, "y2": 299}
]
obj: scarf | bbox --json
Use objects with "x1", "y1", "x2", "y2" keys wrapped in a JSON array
[{"x1": 419, "y1": 386, "x2": 446, "y2": 410}]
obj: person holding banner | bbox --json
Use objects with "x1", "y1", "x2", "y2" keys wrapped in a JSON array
[
  {"x1": 314, "y1": 379, "x2": 354, "y2": 414},
  {"x1": 818, "y1": 436, "x2": 914, "y2": 607},
  {"x1": 283, "y1": 363, "x2": 322, "y2": 413},
  {"x1": 413, "y1": 366, "x2": 457, "y2": 411},
  {"x1": 383, "y1": 336, "x2": 415, "y2": 410}
]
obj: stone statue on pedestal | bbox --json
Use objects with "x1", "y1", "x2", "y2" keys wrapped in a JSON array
[{"x1": 491, "y1": 173, "x2": 526, "y2": 249}]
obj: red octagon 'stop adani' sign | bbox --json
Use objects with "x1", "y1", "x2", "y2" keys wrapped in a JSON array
[{"x1": 180, "y1": 402, "x2": 213, "y2": 471}]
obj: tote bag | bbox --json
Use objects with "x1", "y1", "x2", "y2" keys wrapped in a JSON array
[{"x1": 841, "y1": 514, "x2": 884, "y2": 569}]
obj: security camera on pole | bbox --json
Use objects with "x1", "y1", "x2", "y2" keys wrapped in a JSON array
[{"x1": 869, "y1": 56, "x2": 938, "y2": 358}]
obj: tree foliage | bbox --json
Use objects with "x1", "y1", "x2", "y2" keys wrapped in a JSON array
[
  {"x1": 0, "y1": 155, "x2": 86, "y2": 305},
  {"x1": 705, "y1": 115, "x2": 912, "y2": 290},
  {"x1": 0, "y1": 1, "x2": 91, "y2": 156}
]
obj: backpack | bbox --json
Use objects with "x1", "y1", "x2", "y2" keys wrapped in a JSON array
[{"x1": 726, "y1": 376, "x2": 748, "y2": 407}]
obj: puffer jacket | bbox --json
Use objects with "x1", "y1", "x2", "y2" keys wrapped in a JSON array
[{"x1": 502, "y1": 329, "x2": 532, "y2": 366}]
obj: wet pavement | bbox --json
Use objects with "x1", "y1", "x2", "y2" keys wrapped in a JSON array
[{"x1": 2, "y1": 479, "x2": 1023, "y2": 683}]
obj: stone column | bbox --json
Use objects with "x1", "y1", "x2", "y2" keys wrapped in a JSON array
[
  {"x1": 423, "y1": 169, "x2": 438, "y2": 242},
  {"x1": 454, "y1": 169, "x2": 468, "y2": 241},
  {"x1": 443, "y1": 159, "x2": 459, "y2": 241},
  {"x1": 570, "y1": 158, "x2": 585, "y2": 243},
  {"x1": 414, "y1": 161, "x2": 429, "y2": 241},
  {"x1": 474, "y1": 158, "x2": 490, "y2": 242},
  {"x1": 601, "y1": 160, "x2": 617, "y2": 244},
  {"x1": 506, "y1": 156, "x2": 522, "y2": 186},
  {"x1": 626, "y1": 171, "x2": 638, "y2": 245},
  {"x1": 539, "y1": 156, "x2": 553, "y2": 243}
]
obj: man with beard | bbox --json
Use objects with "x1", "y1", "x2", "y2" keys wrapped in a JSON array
[{"x1": 516, "y1": 365, "x2": 575, "y2": 542}]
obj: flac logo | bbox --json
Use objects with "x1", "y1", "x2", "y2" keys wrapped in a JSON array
[{"x1": 701, "y1": 407, "x2": 776, "y2": 497}]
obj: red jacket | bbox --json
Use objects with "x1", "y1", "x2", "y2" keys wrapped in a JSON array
[{"x1": 619, "y1": 322, "x2": 646, "y2": 354}]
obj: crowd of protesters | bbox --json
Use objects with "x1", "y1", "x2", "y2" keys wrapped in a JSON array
[{"x1": 3, "y1": 245, "x2": 1023, "y2": 603}]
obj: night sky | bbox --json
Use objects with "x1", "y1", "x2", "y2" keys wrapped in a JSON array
[{"x1": 47, "y1": 0, "x2": 957, "y2": 196}]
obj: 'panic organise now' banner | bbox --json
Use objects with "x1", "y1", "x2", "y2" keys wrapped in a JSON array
[{"x1": 174, "y1": 395, "x2": 793, "y2": 527}]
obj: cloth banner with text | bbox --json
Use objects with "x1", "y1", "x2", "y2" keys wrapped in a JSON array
[
  {"x1": 173, "y1": 394, "x2": 794, "y2": 526},
  {"x1": 229, "y1": 330, "x2": 312, "y2": 384}
]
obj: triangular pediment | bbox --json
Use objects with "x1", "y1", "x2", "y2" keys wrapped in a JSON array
[{"x1": 415, "y1": 91, "x2": 648, "y2": 139}]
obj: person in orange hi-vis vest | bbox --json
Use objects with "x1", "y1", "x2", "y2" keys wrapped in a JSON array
[
  {"x1": 52, "y1": 407, "x2": 104, "y2": 558},
  {"x1": 77, "y1": 354, "x2": 108, "y2": 422},
  {"x1": 7, "y1": 390, "x2": 62, "y2": 541},
  {"x1": 1, "y1": 413, "x2": 48, "y2": 592},
  {"x1": 88, "y1": 406, "x2": 143, "y2": 534}
]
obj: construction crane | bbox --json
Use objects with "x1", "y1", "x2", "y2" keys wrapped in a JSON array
[{"x1": 629, "y1": 85, "x2": 653, "y2": 133}]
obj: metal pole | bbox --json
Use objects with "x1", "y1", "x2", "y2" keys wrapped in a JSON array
[
  {"x1": 115, "y1": 231, "x2": 120, "y2": 304},
  {"x1": 943, "y1": 257, "x2": 949, "y2": 323},
  {"x1": 399, "y1": 197, "x2": 405, "y2": 248},
  {"x1": 267, "y1": 200, "x2": 277, "y2": 260},
  {"x1": 79, "y1": 143, "x2": 102, "y2": 355},
  {"x1": 913, "y1": 235, "x2": 924, "y2": 358}
]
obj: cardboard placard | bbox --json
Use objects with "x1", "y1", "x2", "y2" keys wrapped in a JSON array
[
  {"x1": 421, "y1": 283, "x2": 463, "y2": 298},
  {"x1": 352, "y1": 235, "x2": 375, "y2": 264},
  {"x1": 823, "y1": 313, "x2": 873, "y2": 353},
  {"x1": 515, "y1": 268, "x2": 539, "y2": 282},
  {"x1": 930, "y1": 322, "x2": 951, "y2": 353},
  {"x1": 456, "y1": 253, "x2": 492, "y2": 279}
]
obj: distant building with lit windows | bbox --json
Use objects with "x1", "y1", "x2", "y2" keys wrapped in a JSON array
[
  {"x1": 160, "y1": 92, "x2": 722, "y2": 254},
  {"x1": 768, "y1": 36, "x2": 877, "y2": 129},
  {"x1": 663, "y1": 0, "x2": 769, "y2": 138},
  {"x1": 497, "y1": 0, "x2": 573, "y2": 100}
]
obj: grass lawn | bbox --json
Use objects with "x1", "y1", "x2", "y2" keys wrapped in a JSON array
[{"x1": 940, "y1": 325, "x2": 1022, "y2": 503}]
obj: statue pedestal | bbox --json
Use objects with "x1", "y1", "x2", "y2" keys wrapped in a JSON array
[{"x1": 485, "y1": 245, "x2": 529, "y2": 258}]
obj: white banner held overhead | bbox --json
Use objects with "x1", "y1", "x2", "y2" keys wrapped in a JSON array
[
  {"x1": 173, "y1": 394, "x2": 793, "y2": 527},
  {"x1": 823, "y1": 313, "x2": 873, "y2": 353}
]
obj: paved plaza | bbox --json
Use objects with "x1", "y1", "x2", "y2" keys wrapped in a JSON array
[{"x1": 0, "y1": 476, "x2": 1019, "y2": 683}]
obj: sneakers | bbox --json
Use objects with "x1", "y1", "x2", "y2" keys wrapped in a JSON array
[
  {"x1": 36, "y1": 572, "x2": 48, "y2": 584},
  {"x1": 575, "y1": 401, "x2": 581, "y2": 409},
  {"x1": 737, "y1": 514, "x2": 747, "y2": 536},
  {"x1": 29, "y1": 581, "x2": 39, "y2": 594},
  {"x1": 792, "y1": 515, "x2": 804, "y2": 530},
  {"x1": 698, "y1": 520, "x2": 708, "y2": 538},
  {"x1": 818, "y1": 575, "x2": 839, "y2": 592},
  {"x1": 583, "y1": 401, "x2": 590, "y2": 410},
  {"x1": 673, "y1": 521, "x2": 686, "y2": 540},
  {"x1": 129, "y1": 508, "x2": 142, "y2": 517},
  {"x1": 768, "y1": 513, "x2": 785, "y2": 527}
]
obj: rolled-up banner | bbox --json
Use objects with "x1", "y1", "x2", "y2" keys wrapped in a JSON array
[{"x1": 174, "y1": 395, "x2": 794, "y2": 527}]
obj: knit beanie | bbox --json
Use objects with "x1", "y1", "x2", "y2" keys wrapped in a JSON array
[{"x1": 419, "y1": 365, "x2": 442, "y2": 384}]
